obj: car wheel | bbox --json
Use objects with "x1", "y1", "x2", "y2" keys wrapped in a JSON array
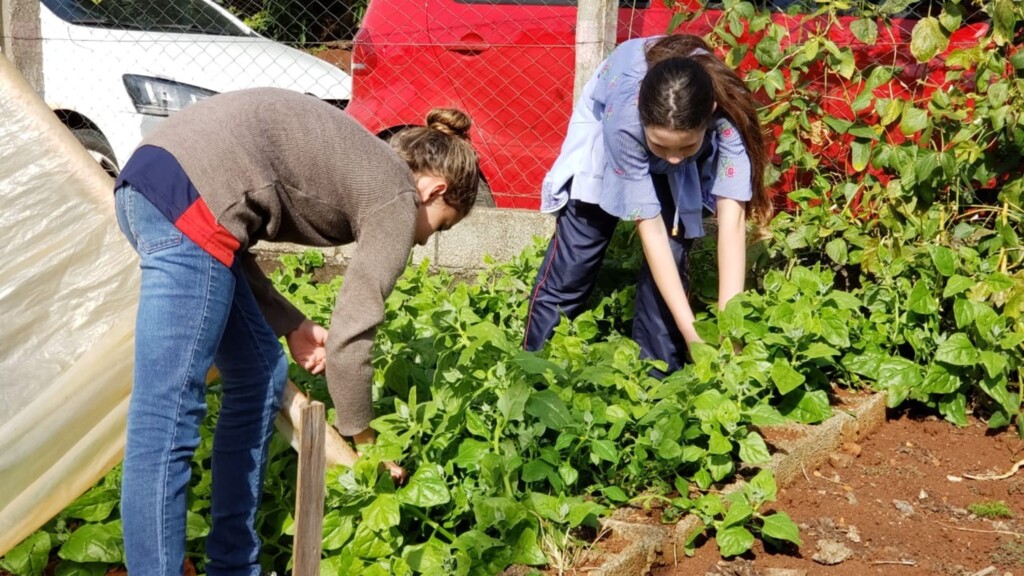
[{"x1": 71, "y1": 128, "x2": 120, "y2": 178}]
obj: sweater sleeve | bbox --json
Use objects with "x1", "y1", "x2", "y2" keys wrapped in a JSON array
[
  {"x1": 328, "y1": 191, "x2": 418, "y2": 436},
  {"x1": 240, "y1": 250, "x2": 307, "y2": 336}
]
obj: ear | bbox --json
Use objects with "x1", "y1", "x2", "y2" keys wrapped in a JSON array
[
  {"x1": 711, "y1": 101, "x2": 718, "y2": 115},
  {"x1": 426, "y1": 180, "x2": 448, "y2": 202}
]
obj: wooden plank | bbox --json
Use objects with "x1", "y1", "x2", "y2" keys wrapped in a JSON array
[{"x1": 293, "y1": 401, "x2": 326, "y2": 576}]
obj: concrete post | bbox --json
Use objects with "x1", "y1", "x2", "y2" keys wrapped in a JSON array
[
  {"x1": 574, "y1": 0, "x2": 617, "y2": 102},
  {"x1": 1, "y1": 0, "x2": 43, "y2": 94}
]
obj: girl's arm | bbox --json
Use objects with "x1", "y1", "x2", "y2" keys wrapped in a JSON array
[
  {"x1": 716, "y1": 197, "x2": 747, "y2": 309},
  {"x1": 636, "y1": 216, "x2": 702, "y2": 345}
]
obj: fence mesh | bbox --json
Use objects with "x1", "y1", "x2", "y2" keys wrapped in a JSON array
[{"x1": 0, "y1": 0, "x2": 985, "y2": 208}]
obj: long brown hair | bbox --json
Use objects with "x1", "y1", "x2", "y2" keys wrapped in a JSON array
[
  {"x1": 643, "y1": 34, "x2": 771, "y2": 225},
  {"x1": 389, "y1": 108, "x2": 480, "y2": 215}
]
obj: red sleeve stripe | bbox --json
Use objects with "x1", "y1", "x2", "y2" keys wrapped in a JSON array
[{"x1": 175, "y1": 198, "x2": 241, "y2": 268}]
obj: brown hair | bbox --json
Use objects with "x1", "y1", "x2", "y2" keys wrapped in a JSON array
[
  {"x1": 642, "y1": 35, "x2": 771, "y2": 225},
  {"x1": 389, "y1": 108, "x2": 480, "y2": 215}
]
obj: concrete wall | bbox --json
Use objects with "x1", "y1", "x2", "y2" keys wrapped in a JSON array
[{"x1": 252, "y1": 206, "x2": 556, "y2": 272}]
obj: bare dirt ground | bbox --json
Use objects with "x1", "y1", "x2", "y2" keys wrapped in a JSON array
[{"x1": 654, "y1": 408, "x2": 1024, "y2": 576}]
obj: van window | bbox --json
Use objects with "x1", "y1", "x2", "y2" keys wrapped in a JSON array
[
  {"x1": 454, "y1": 0, "x2": 651, "y2": 8},
  {"x1": 41, "y1": 0, "x2": 250, "y2": 36}
]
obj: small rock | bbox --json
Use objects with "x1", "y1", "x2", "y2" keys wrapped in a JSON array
[
  {"x1": 763, "y1": 570, "x2": 808, "y2": 576},
  {"x1": 846, "y1": 492, "x2": 858, "y2": 505},
  {"x1": 919, "y1": 489, "x2": 929, "y2": 500},
  {"x1": 970, "y1": 567, "x2": 998, "y2": 576},
  {"x1": 841, "y1": 442, "x2": 862, "y2": 457},
  {"x1": 829, "y1": 453, "x2": 855, "y2": 469},
  {"x1": 846, "y1": 525, "x2": 862, "y2": 543},
  {"x1": 893, "y1": 500, "x2": 915, "y2": 516},
  {"x1": 812, "y1": 539, "x2": 854, "y2": 565},
  {"x1": 951, "y1": 507, "x2": 970, "y2": 518}
]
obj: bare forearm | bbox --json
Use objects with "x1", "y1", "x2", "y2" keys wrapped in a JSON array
[
  {"x1": 636, "y1": 217, "x2": 700, "y2": 343},
  {"x1": 717, "y1": 198, "x2": 747, "y2": 309}
]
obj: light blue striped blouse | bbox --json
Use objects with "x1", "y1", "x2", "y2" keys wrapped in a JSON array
[{"x1": 540, "y1": 37, "x2": 753, "y2": 239}]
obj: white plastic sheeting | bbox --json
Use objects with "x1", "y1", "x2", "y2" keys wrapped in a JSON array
[{"x1": 0, "y1": 55, "x2": 138, "y2": 554}]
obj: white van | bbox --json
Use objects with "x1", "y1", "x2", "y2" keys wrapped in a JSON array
[{"x1": 37, "y1": 0, "x2": 353, "y2": 176}]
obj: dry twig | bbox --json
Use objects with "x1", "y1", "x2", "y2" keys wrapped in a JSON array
[
  {"x1": 963, "y1": 457, "x2": 1024, "y2": 481},
  {"x1": 870, "y1": 559, "x2": 917, "y2": 566}
]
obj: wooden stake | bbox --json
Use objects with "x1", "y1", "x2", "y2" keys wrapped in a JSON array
[{"x1": 293, "y1": 401, "x2": 326, "y2": 576}]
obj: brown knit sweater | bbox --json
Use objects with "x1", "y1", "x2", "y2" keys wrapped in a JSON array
[{"x1": 141, "y1": 87, "x2": 418, "y2": 436}]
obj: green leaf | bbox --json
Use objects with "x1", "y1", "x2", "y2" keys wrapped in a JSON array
[
  {"x1": 351, "y1": 524, "x2": 398, "y2": 559},
  {"x1": 0, "y1": 532, "x2": 51, "y2": 576},
  {"x1": 928, "y1": 245, "x2": 956, "y2": 276},
  {"x1": 747, "y1": 469, "x2": 778, "y2": 505},
  {"x1": 591, "y1": 439, "x2": 620, "y2": 464},
  {"x1": 509, "y1": 523, "x2": 547, "y2": 566},
  {"x1": 908, "y1": 280, "x2": 937, "y2": 315},
  {"x1": 601, "y1": 486, "x2": 629, "y2": 503},
  {"x1": 722, "y1": 501, "x2": 754, "y2": 529},
  {"x1": 496, "y1": 381, "x2": 531, "y2": 422},
  {"x1": 910, "y1": 17, "x2": 949, "y2": 62},
  {"x1": 980, "y1": 374, "x2": 1015, "y2": 415},
  {"x1": 64, "y1": 488, "x2": 118, "y2": 523},
  {"x1": 453, "y1": 439, "x2": 491, "y2": 469},
  {"x1": 737, "y1": 432, "x2": 771, "y2": 464},
  {"x1": 716, "y1": 526, "x2": 755, "y2": 557},
  {"x1": 943, "y1": 275, "x2": 974, "y2": 298},
  {"x1": 521, "y1": 459, "x2": 554, "y2": 483},
  {"x1": 322, "y1": 511, "x2": 355, "y2": 550},
  {"x1": 826, "y1": 238, "x2": 849, "y2": 265},
  {"x1": 185, "y1": 510, "x2": 210, "y2": 541},
  {"x1": 851, "y1": 140, "x2": 871, "y2": 172},
  {"x1": 938, "y1": 392, "x2": 968, "y2": 427},
  {"x1": 771, "y1": 358, "x2": 806, "y2": 395},
  {"x1": 850, "y1": 18, "x2": 878, "y2": 45},
  {"x1": 920, "y1": 363, "x2": 961, "y2": 394},
  {"x1": 760, "y1": 512, "x2": 802, "y2": 546},
  {"x1": 935, "y1": 333, "x2": 979, "y2": 367},
  {"x1": 525, "y1": 389, "x2": 574, "y2": 430},
  {"x1": 778, "y1": 389, "x2": 830, "y2": 424},
  {"x1": 744, "y1": 404, "x2": 787, "y2": 427},
  {"x1": 979, "y1": 351, "x2": 1008, "y2": 379},
  {"x1": 58, "y1": 522, "x2": 124, "y2": 564},
  {"x1": 398, "y1": 465, "x2": 451, "y2": 508},
  {"x1": 363, "y1": 494, "x2": 402, "y2": 531},
  {"x1": 900, "y1": 106, "x2": 930, "y2": 136},
  {"x1": 402, "y1": 538, "x2": 451, "y2": 574},
  {"x1": 954, "y1": 298, "x2": 975, "y2": 328},
  {"x1": 803, "y1": 342, "x2": 840, "y2": 360}
]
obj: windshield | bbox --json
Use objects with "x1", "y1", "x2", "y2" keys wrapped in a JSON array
[{"x1": 42, "y1": 0, "x2": 250, "y2": 36}]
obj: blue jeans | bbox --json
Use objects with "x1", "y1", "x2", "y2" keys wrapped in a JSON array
[{"x1": 115, "y1": 184, "x2": 287, "y2": 576}]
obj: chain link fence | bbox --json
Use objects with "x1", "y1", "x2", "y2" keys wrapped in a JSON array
[{"x1": 0, "y1": 0, "x2": 986, "y2": 208}]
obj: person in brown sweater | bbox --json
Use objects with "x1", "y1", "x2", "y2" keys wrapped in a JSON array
[{"x1": 112, "y1": 87, "x2": 479, "y2": 576}]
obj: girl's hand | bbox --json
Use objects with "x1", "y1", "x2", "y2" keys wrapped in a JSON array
[
  {"x1": 353, "y1": 427, "x2": 408, "y2": 484},
  {"x1": 286, "y1": 319, "x2": 328, "y2": 375}
]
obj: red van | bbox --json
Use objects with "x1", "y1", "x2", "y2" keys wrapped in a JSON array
[{"x1": 346, "y1": 0, "x2": 988, "y2": 209}]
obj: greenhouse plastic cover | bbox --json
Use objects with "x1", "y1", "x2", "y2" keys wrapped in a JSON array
[{"x1": 0, "y1": 55, "x2": 139, "y2": 554}]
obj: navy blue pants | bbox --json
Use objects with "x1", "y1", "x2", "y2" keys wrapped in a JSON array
[{"x1": 523, "y1": 174, "x2": 691, "y2": 374}]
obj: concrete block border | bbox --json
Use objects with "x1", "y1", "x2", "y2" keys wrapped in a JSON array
[{"x1": 587, "y1": 391, "x2": 888, "y2": 576}]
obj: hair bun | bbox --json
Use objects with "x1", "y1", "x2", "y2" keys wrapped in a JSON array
[{"x1": 426, "y1": 108, "x2": 473, "y2": 141}]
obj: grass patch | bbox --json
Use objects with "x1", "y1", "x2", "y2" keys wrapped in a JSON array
[
  {"x1": 991, "y1": 538, "x2": 1024, "y2": 567},
  {"x1": 968, "y1": 500, "x2": 1014, "y2": 519}
]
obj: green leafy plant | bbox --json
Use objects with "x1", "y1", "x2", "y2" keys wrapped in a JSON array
[{"x1": 969, "y1": 499, "x2": 1014, "y2": 519}]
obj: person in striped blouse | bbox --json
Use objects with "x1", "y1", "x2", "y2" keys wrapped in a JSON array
[{"x1": 524, "y1": 34, "x2": 772, "y2": 374}]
